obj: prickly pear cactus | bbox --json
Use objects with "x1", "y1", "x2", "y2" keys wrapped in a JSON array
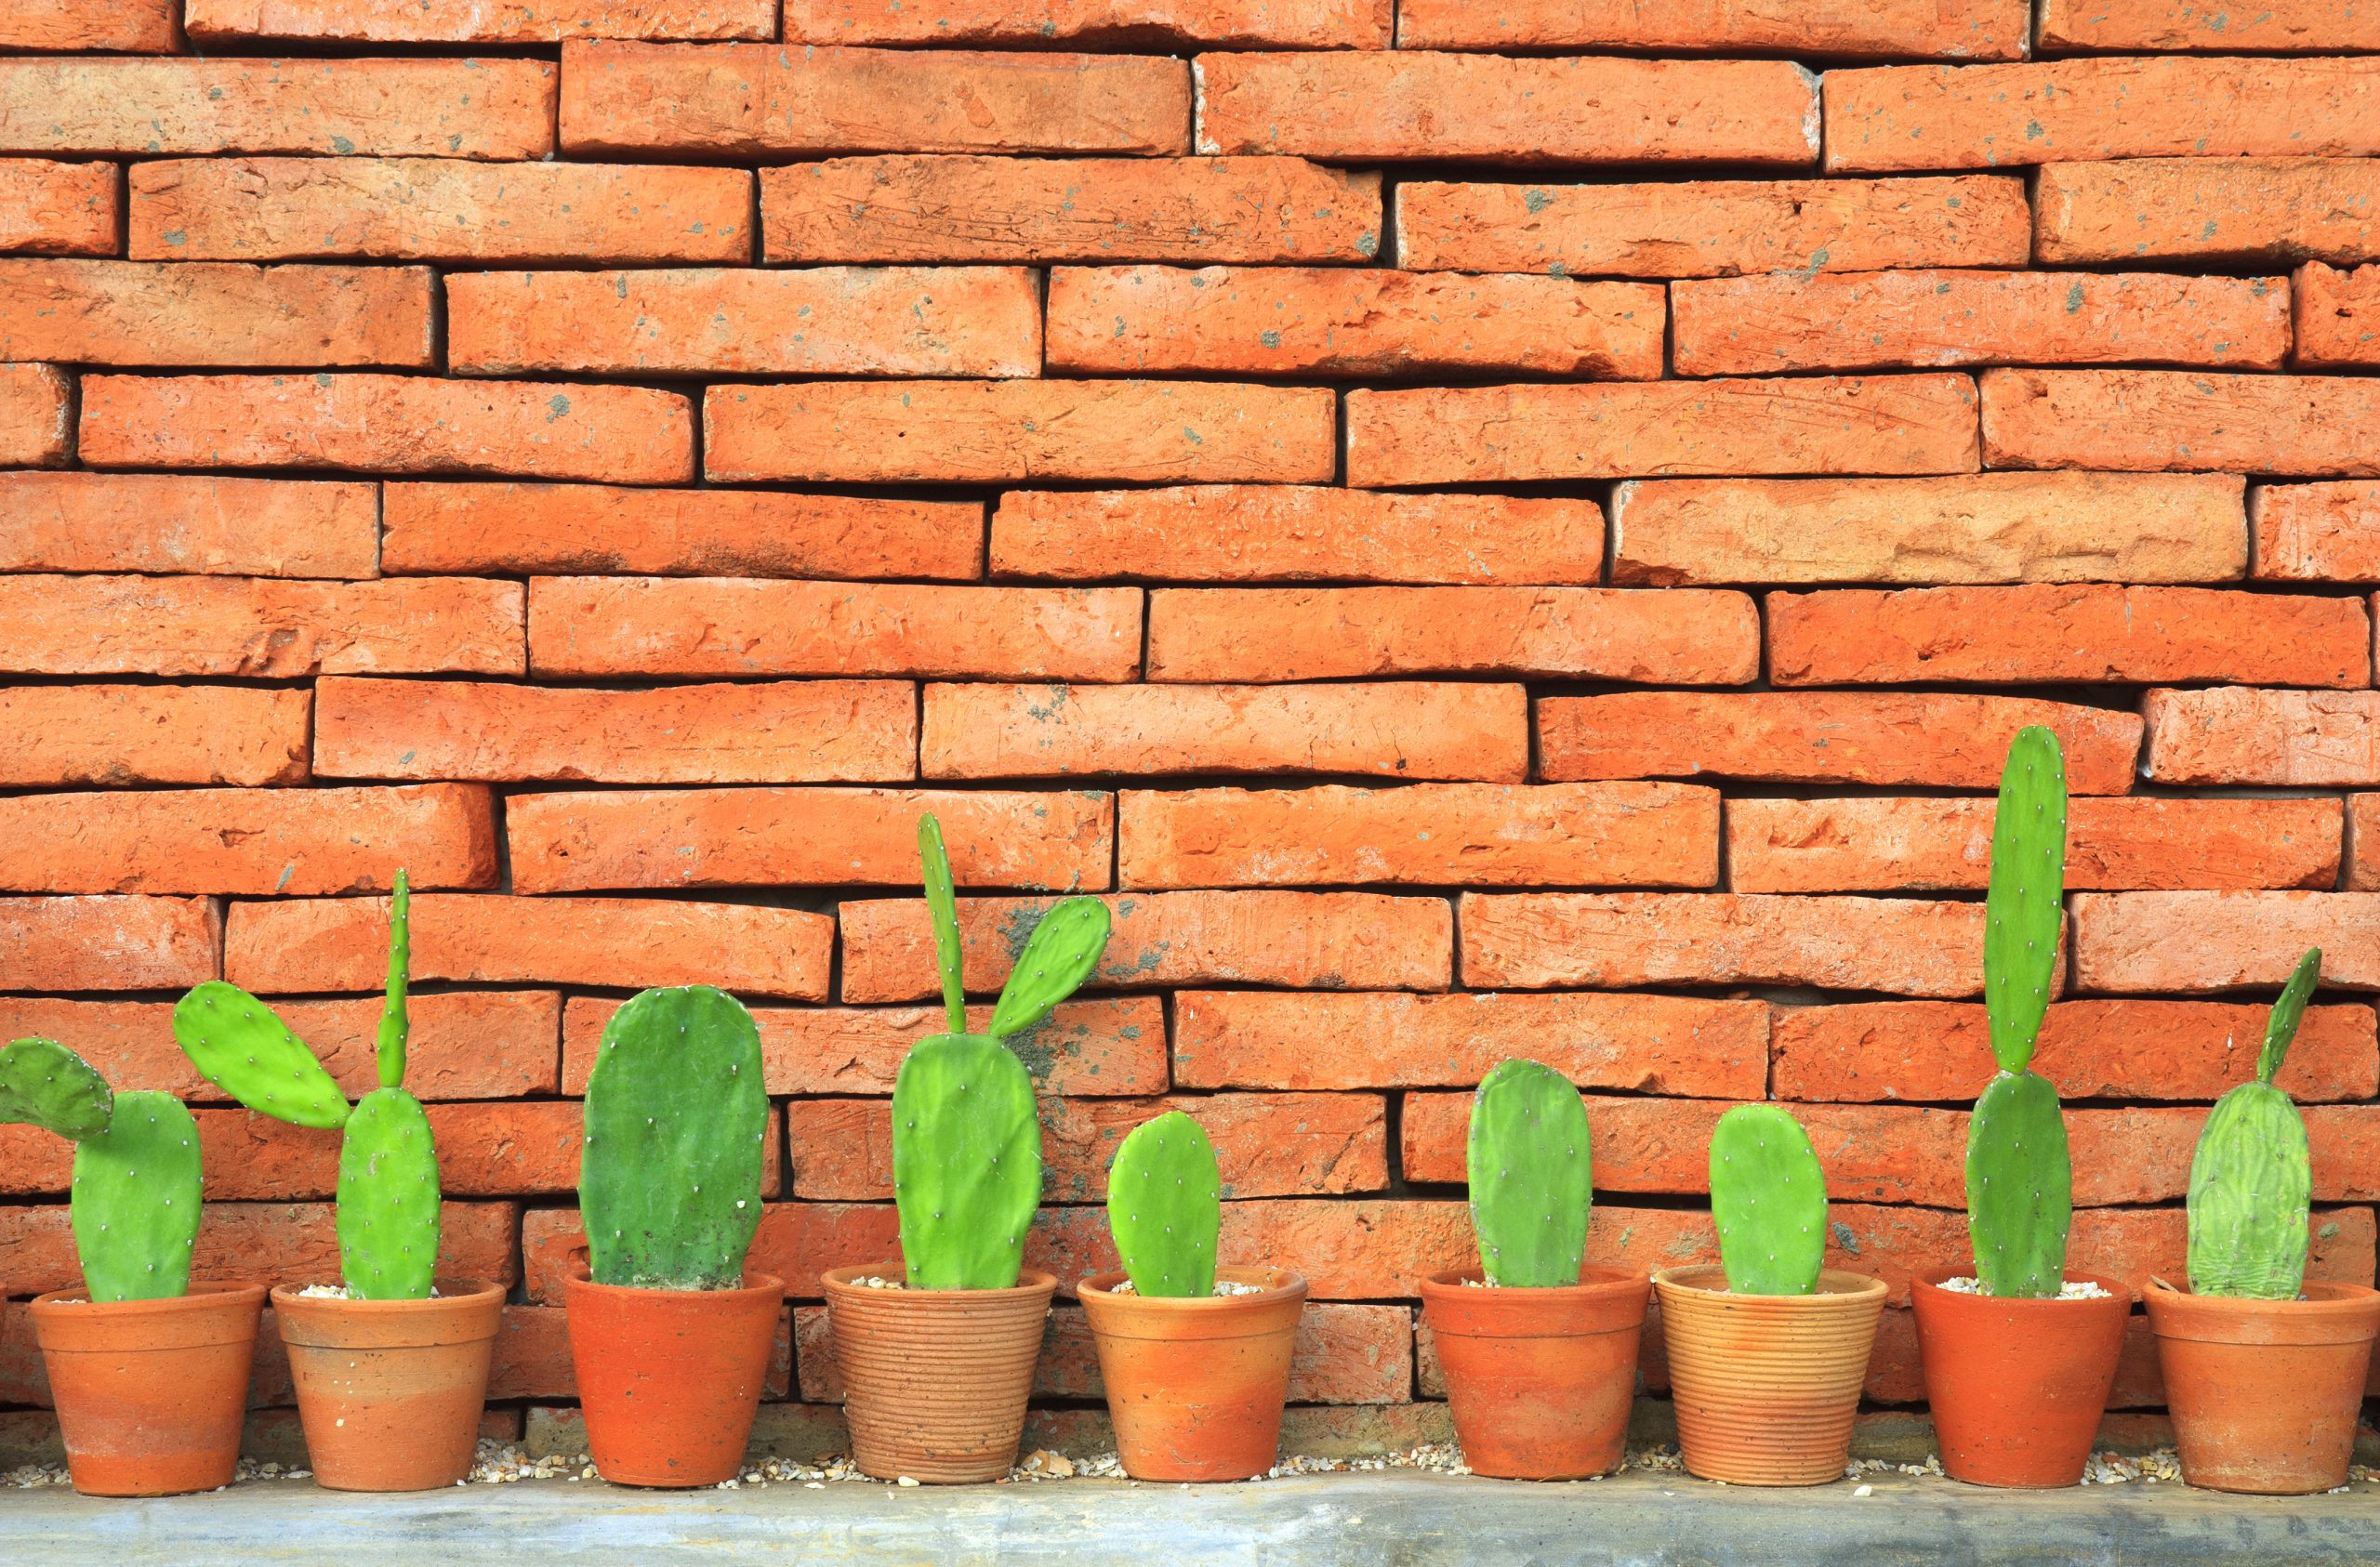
[
  {"x1": 2189, "y1": 948, "x2": 2321, "y2": 1299},
  {"x1": 893, "y1": 1034, "x2": 1041, "y2": 1289},
  {"x1": 1108, "y1": 1111, "x2": 1221, "y2": 1297},
  {"x1": 376, "y1": 869, "x2": 411, "y2": 1088},
  {"x1": 580, "y1": 984, "x2": 768, "y2": 1290},
  {"x1": 989, "y1": 899, "x2": 1112, "y2": 1040},
  {"x1": 1966, "y1": 1070, "x2": 2073, "y2": 1297},
  {"x1": 70, "y1": 1090, "x2": 202, "y2": 1304},
  {"x1": 919, "y1": 813, "x2": 969, "y2": 1035},
  {"x1": 172, "y1": 982, "x2": 350, "y2": 1130},
  {"x1": 1465, "y1": 1058, "x2": 1592, "y2": 1288},
  {"x1": 0, "y1": 1037, "x2": 113, "y2": 1139},
  {"x1": 1710, "y1": 1104, "x2": 1827, "y2": 1297},
  {"x1": 337, "y1": 1086, "x2": 441, "y2": 1299}
]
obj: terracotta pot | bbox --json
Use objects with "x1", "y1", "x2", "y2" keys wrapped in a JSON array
[
  {"x1": 1910, "y1": 1269, "x2": 2131, "y2": 1488},
  {"x1": 30, "y1": 1283, "x2": 268, "y2": 1496},
  {"x1": 1652, "y1": 1265, "x2": 1885, "y2": 1486},
  {"x1": 565, "y1": 1268, "x2": 784, "y2": 1487},
  {"x1": 1419, "y1": 1266, "x2": 1648, "y2": 1481},
  {"x1": 1078, "y1": 1267, "x2": 1307, "y2": 1482},
  {"x1": 271, "y1": 1279, "x2": 505, "y2": 1492},
  {"x1": 822, "y1": 1262, "x2": 1055, "y2": 1483},
  {"x1": 2145, "y1": 1278, "x2": 2380, "y2": 1495}
]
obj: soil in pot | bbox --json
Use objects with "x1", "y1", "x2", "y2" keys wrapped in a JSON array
[
  {"x1": 30, "y1": 1282, "x2": 268, "y2": 1496},
  {"x1": 271, "y1": 1279, "x2": 505, "y2": 1492},
  {"x1": 1078, "y1": 1266, "x2": 1306, "y2": 1481},
  {"x1": 1652, "y1": 1264, "x2": 1885, "y2": 1486},
  {"x1": 2145, "y1": 1278, "x2": 2380, "y2": 1495},
  {"x1": 1419, "y1": 1266, "x2": 1647, "y2": 1481},
  {"x1": 565, "y1": 1268, "x2": 784, "y2": 1487},
  {"x1": 823, "y1": 1263, "x2": 1056, "y2": 1483},
  {"x1": 1911, "y1": 1270, "x2": 2131, "y2": 1488}
]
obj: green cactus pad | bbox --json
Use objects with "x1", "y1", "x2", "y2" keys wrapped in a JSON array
[
  {"x1": 71, "y1": 1091, "x2": 200, "y2": 1303},
  {"x1": 892, "y1": 1034, "x2": 1041, "y2": 1290},
  {"x1": 2256, "y1": 947, "x2": 2322, "y2": 1087},
  {"x1": 2188, "y1": 948, "x2": 2320, "y2": 1299},
  {"x1": 173, "y1": 981, "x2": 350, "y2": 1130},
  {"x1": 1108, "y1": 1111, "x2": 1222, "y2": 1297},
  {"x1": 988, "y1": 897, "x2": 1113, "y2": 1041},
  {"x1": 1710, "y1": 1104, "x2": 1826, "y2": 1297},
  {"x1": 1966, "y1": 1069, "x2": 2073, "y2": 1298},
  {"x1": 919, "y1": 814, "x2": 967, "y2": 1035},
  {"x1": 0, "y1": 1037, "x2": 113, "y2": 1140},
  {"x1": 337, "y1": 1086, "x2": 441, "y2": 1299},
  {"x1": 581, "y1": 985, "x2": 768, "y2": 1291},
  {"x1": 376, "y1": 869, "x2": 411, "y2": 1090},
  {"x1": 1465, "y1": 1058, "x2": 1592, "y2": 1288},
  {"x1": 1983, "y1": 726, "x2": 2068, "y2": 1074}
]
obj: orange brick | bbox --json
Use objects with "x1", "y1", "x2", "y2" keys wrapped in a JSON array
[
  {"x1": 0, "y1": 362, "x2": 69, "y2": 467},
  {"x1": 1768, "y1": 585, "x2": 2370, "y2": 688},
  {"x1": 1345, "y1": 375, "x2": 1979, "y2": 487},
  {"x1": 2147, "y1": 688, "x2": 2380, "y2": 784},
  {"x1": 0, "y1": 575, "x2": 521, "y2": 678},
  {"x1": 1397, "y1": 0, "x2": 2023, "y2": 53},
  {"x1": 226, "y1": 893, "x2": 833, "y2": 998},
  {"x1": 0, "y1": 259, "x2": 432, "y2": 368},
  {"x1": 760, "y1": 155, "x2": 1380, "y2": 265},
  {"x1": 2075, "y1": 890, "x2": 2380, "y2": 992},
  {"x1": 780, "y1": 0, "x2": 1390, "y2": 46},
  {"x1": 706, "y1": 379, "x2": 1333, "y2": 485},
  {"x1": 79, "y1": 374, "x2": 694, "y2": 483},
  {"x1": 1196, "y1": 53, "x2": 1818, "y2": 165},
  {"x1": 0, "y1": 896, "x2": 218, "y2": 992},
  {"x1": 2038, "y1": 0, "x2": 2380, "y2": 50},
  {"x1": 1048, "y1": 266, "x2": 1662, "y2": 378},
  {"x1": 0, "y1": 57, "x2": 553, "y2": 159},
  {"x1": 0, "y1": 160, "x2": 117, "y2": 255},
  {"x1": 0, "y1": 474, "x2": 379, "y2": 577},
  {"x1": 2262, "y1": 483, "x2": 2380, "y2": 582},
  {"x1": 507, "y1": 787, "x2": 1111, "y2": 894},
  {"x1": 1982, "y1": 368, "x2": 2380, "y2": 477},
  {"x1": 1536, "y1": 692, "x2": 2144, "y2": 794},
  {"x1": 2036, "y1": 158, "x2": 2380, "y2": 267},
  {"x1": 1171, "y1": 990, "x2": 1767, "y2": 1098},
  {"x1": 2353, "y1": 794, "x2": 2380, "y2": 889},
  {"x1": 992, "y1": 486, "x2": 1601, "y2": 586},
  {"x1": 0, "y1": 0, "x2": 177, "y2": 50},
  {"x1": 921, "y1": 681, "x2": 1529, "y2": 782},
  {"x1": 186, "y1": 0, "x2": 775, "y2": 42},
  {"x1": 1730, "y1": 797, "x2": 2341, "y2": 895},
  {"x1": 0, "y1": 1201, "x2": 516, "y2": 1299},
  {"x1": 0, "y1": 685, "x2": 308, "y2": 787},
  {"x1": 838, "y1": 889, "x2": 1453, "y2": 1002},
  {"x1": 2293, "y1": 262, "x2": 2380, "y2": 368}
]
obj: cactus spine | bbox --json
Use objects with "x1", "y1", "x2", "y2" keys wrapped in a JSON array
[
  {"x1": 2, "y1": 1040, "x2": 200, "y2": 1303},
  {"x1": 1465, "y1": 1058, "x2": 1592, "y2": 1288},
  {"x1": 2188, "y1": 948, "x2": 2320, "y2": 1299},
  {"x1": 1710, "y1": 1104, "x2": 1826, "y2": 1296},
  {"x1": 1107, "y1": 1111, "x2": 1221, "y2": 1297}
]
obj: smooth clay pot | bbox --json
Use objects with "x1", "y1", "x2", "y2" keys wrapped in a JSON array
[
  {"x1": 30, "y1": 1283, "x2": 268, "y2": 1496},
  {"x1": 1419, "y1": 1266, "x2": 1648, "y2": 1481},
  {"x1": 271, "y1": 1279, "x2": 505, "y2": 1492},
  {"x1": 1652, "y1": 1265, "x2": 1886, "y2": 1486},
  {"x1": 2145, "y1": 1278, "x2": 2380, "y2": 1495},
  {"x1": 1911, "y1": 1270, "x2": 2132, "y2": 1488},
  {"x1": 565, "y1": 1269, "x2": 785, "y2": 1487},
  {"x1": 822, "y1": 1263, "x2": 1056, "y2": 1483},
  {"x1": 1078, "y1": 1266, "x2": 1307, "y2": 1482}
]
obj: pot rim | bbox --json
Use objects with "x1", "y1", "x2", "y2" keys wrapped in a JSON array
[
  {"x1": 270, "y1": 1278, "x2": 505, "y2": 1310},
  {"x1": 1911, "y1": 1267, "x2": 2136, "y2": 1307},
  {"x1": 1077, "y1": 1265, "x2": 1307, "y2": 1306},
  {"x1": 1419, "y1": 1264, "x2": 1647, "y2": 1299},
  {"x1": 30, "y1": 1280, "x2": 269, "y2": 1316},
  {"x1": 564, "y1": 1266, "x2": 786, "y2": 1303},
  {"x1": 821, "y1": 1262, "x2": 1058, "y2": 1300},
  {"x1": 1652, "y1": 1264, "x2": 1886, "y2": 1304},
  {"x1": 2144, "y1": 1276, "x2": 2380, "y2": 1346}
]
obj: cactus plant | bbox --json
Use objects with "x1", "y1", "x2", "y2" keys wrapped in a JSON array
[
  {"x1": 1465, "y1": 1058, "x2": 1592, "y2": 1288},
  {"x1": 1710, "y1": 1104, "x2": 1826, "y2": 1296},
  {"x1": 2188, "y1": 948, "x2": 2321, "y2": 1300},
  {"x1": 1107, "y1": 1111, "x2": 1221, "y2": 1297}
]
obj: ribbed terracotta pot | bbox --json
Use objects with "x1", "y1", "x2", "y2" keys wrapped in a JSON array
[
  {"x1": 565, "y1": 1268, "x2": 784, "y2": 1488},
  {"x1": 30, "y1": 1283, "x2": 267, "y2": 1497},
  {"x1": 271, "y1": 1279, "x2": 504, "y2": 1492},
  {"x1": 822, "y1": 1263, "x2": 1055, "y2": 1483},
  {"x1": 1652, "y1": 1265, "x2": 1885, "y2": 1486},
  {"x1": 1419, "y1": 1266, "x2": 1648, "y2": 1481},
  {"x1": 1911, "y1": 1269, "x2": 2131, "y2": 1488},
  {"x1": 2145, "y1": 1278, "x2": 2380, "y2": 1495},
  {"x1": 1078, "y1": 1267, "x2": 1306, "y2": 1482}
]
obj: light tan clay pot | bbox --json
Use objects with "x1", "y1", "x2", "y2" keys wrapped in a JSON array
[
  {"x1": 2145, "y1": 1277, "x2": 2380, "y2": 1495},
  {"x1": 30, "y1": 1283, "x2": 268, "y2": 1497},
  {"x1": 1419, "y1": 1266, "x2": 1647, "y2": 1481},
  {"x1": 1652, "y1": 1265, "x2": 1885, "y2": 1486},
  {"x1": 822, "y1": 1263, "x2": 1055, "y2": 1483},
  {"x1": 1911, "y1": 1269, "x2": 2132, "y2": 1489},
  {"x1": 271, "y1": 1279, "x2": 504, "y2": 1492},
  {"x1": 1078, "y1": 1267, "x2": 1306, "y2": 1482},
  {"x1": 565, "y1": 1268, "x2": 785, "y2": 1488}
]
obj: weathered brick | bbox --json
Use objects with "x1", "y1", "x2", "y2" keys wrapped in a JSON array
[
  {"x1": 1768, "y1": 585, "x2": 2370, "y2": 688},
  {"x1": 1982, "y1": 368, "x2": 2380, "y2": 477},
  {"x1": 2352, "y1": 795, "x2": 2380, "y2": 890},
  {"x1": 1397, "y1": 0, "x2": 2023, "y2": 53},
  {"x1": 1048, "y1": 266, "x2": 1663, "y2": 378},
  {"x1": 186, "y1": 0, "x2": 775, "y2": 42},
  {"x1": 839, "y1": 889, "x2": 1454, "y2": 1002},
  {"x1": 2074, "y1": 890, "x2": 2380, "y2": 992},
  {"x1": 921, "y1": 681, "x2": 1529, "y2": 782},
  {"x1": 992, "y1": 487, "x2": 1602, "y2": 586},
  {"x1": 0, "y1": 1201, "x2": 516, "y2": 1299},
  {"x1": 227, "y1": 894, "x2": 833, "y2": 998},
  {"x1": 447, "y1": 266, "x2": 1038, "y2": 378},
  {"x1": 0, "y1": 161, "x2": 117, "y2": 255},
  {"x1": 2037, "y1": 0, "x2": 2380, "y2": 50},
  {"x1": 0, "y1": 685, "x2": 308, "y2": 787},
  {"x1": 0, "y1": 259, "x2": 432, "y2": 368},
  {"x1": 79, "y1": 374, "x2": 694, "y2": 484},
  {"x1": 0, "y1": 0, "x2": 177, "y2": 51},
  {"x1": 1729, "y1": 797, "x2": 2341, "y2": 894},
  {"x1": 0, "y1": 474, "x2": 379, "y2": 577},
  {"x1": 1345, "y1": 375, "x2": 1978, "y2": 487},
  {"x1": 760, "y1": 155, "x2": 1380, "y2": 265},
  {"x1": 507, "y1": 787, "x2": 1111, "y2": 894},
  {"x1": 0, "y1": 362, "x2": 69, "y2": 467},
  {"x1": 0, "y1": 575, "x2": 522, "y2": 678},
  {"x1": 0, "y1": 58, "x2": 553, "y2": 159},
  {"x1": 2145, "y1": 688, "x2": 2380, "y2": 784},
  {"x1": 0, "y1": 896, "x2": 218, "y2": 992},
  {"x1": 1610, "y1": 473, "x2": 2247, "y2": 586},
  {"x1": 706, "y1": 379, "x2": 1333, "y2": 485},
  {"x1": 1171, "y1": 990, "x2": 1768, "y2": 1098},
  {"x1": 2293, "y1": 262, "x2": 2380, "y2": 369},
  {"x1": 2036, "y1": 158, "x2": 2380, "y2": 267},
  {"x1": 780, "y1": 0, "x2": 1390, "y2": 46},
  {"x1": 1196, "y1": 53, "x2": 1818, "y2": 165},
  {"x1": 1536, "y1": 692, "x2": 2143, "y2": 794}
]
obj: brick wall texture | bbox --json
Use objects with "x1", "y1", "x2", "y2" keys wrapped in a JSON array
[{"x1": 7, "y1": 0, "x2": 2380, "y2": 1465}]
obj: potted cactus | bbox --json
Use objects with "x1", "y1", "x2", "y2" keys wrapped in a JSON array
[
  {"x1": 1419, "y1": 1058, "x2": 1646, "y2": 1480},
  {"x1": 170, "y1": 871, "x2": 505, "y2": 1492},
  {"x1": 823, "y1": 813, "x2": 1111, "y2": 1482},
  {"x1": 1911, "y1": 725, "x2": 2130, "y2": 1488},
  {"x1": 1078, "y1": 1110, "x2": 1308, "y2": 1481},
  {"x1": 2146, "y1": 948, "x2": 2380, "y2": 1495},
  {"x1": 569, "y1": 983, "x2": 780, "y2": 1487},
  {"x1": 1654, "y1": 1104, "x2": 1886, "y2": 1485}
]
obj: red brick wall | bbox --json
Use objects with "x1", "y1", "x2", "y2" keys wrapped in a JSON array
[{"x1": 6, "y1": 0, "x2": 2380, "y2": 1461}]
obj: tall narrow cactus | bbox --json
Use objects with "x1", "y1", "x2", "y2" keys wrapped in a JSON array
[
  {"x1": 2188, "y1": 948, "x2": 2320, "y2": 1299},
  {"x1": 1465, "y1": 1058, "x2": 1592, "y2": 1288},
  {"x1": 1710, "y1": 1104, "x2": 1827, "y2": 1297},
  {"x1": 1107, "y1": 1111, "x2": 1221, "y2": 1297}
]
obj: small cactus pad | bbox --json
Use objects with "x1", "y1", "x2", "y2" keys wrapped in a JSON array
[
  {"x1": 1109, "y1": 1111, "x2": 1222, "y2": 1297},
  {"x1": 919, "y1": 814, "x2": 967, "y2": 1035},
  {"x1": 2256, "y1": 947, "x2": 2322, "y2": 1087},
  {"x1": 1710, "y1": 1104, "x2": 1827, "y2": 1297},
  {"x1": 1966, "y1": 1069, "x2": 2073, "y2": 1298},
  {"x1": 893, "y1": 1034, "x2": 1041, "y2": 1290},
  {"x1": 376, "y1": 869, "x2": 411, "y2": 1090},
  {"x1": 1983, "y1": 726, "x2": 2068, "y2": 1074},
  {"x1": 172, "y1": 981, "x2": 350, "y2": 1130},
  {"x1": 71, "y1": 1091, "x2": 200, "y2": 1304},
  {"x1": 988, "y1": 897, "x2": 1112, "y2": 1041},
  {"x1": 337, "y1": 1086, "x2": 441, "y2": 1300},
  {"x1": 581, "y1": 985, "x2": 768, "y2": 1291},
  {"x1": 2188, "y1": 949, "x2": 2320, "y2": 1299},
  {"x1": 0, "y1": 1037, "x2": 113, "y2": 1140},
  {"x1": 1465, "y1": 1058, "x2": 1592, "y2": 1288}
]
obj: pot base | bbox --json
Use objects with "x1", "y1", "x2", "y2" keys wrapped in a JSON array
[
  {"x1": 1911, "y1": 1270, "x2": 2131, "y2": 1489},
  {"x1": 272, "y1": 1280, "x2": 505, "y2": 1493},
  {"x1": 1419, "y1": 1266, "x2": 1648, "y2": 1481},
  {"x1": 30, "y1": 1283, "x2": 268, "y2": 1497},
  {"x1": 823, "y1": 1264, "x2": 1055, "y2": 1484},
  {"x1": 2146, "y1": 1279, "x2": 2380, "y2": 1495},
  {"x1": 565, "y1": 1271, "x2": 785, "y2": 1488},
  {"x1": 1079, "y1": 1267, "x2": 1306, "y2": 1482},
  {"x1": 1653, "y1": 1266, "x2": 1886, "y2": 1487}
]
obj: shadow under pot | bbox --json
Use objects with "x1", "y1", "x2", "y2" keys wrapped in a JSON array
[
  {"x1": 2145, "y1": 1278, "x2": 2380, "y2": 1495},
  {"x1": 271, "y1": 1279, "x2": 505, "y2": 1492},
  {"x1": 822, "y1": 1263, "x2": 1056, "y2": 1483},
  {"x1": 1419, "y1": 1266, "x2": 1648, "y2": 1481},
  {"x1": 1078, "y1": 1266, "x2": 1308, "y2": 1482},
  {"x1": 564, "y1": 1267, "x2": 786, "y2": 1488},
  {"x1": 1910, "y1": 1269, "x2": 2132, "y2": 1489},
  {"x1": 30, "y1": 1282, "x2": 269, "y2": 1497}
]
